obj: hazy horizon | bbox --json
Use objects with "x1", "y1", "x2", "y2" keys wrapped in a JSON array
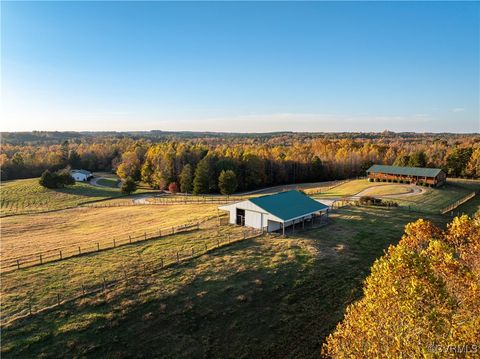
[{"x1": 2, "y1": 2, "x2": 479, "y2": 133}]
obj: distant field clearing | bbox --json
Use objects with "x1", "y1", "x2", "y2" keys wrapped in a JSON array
[{"x1": 1, "y1": 203, "x2": 220, "y2": 262}]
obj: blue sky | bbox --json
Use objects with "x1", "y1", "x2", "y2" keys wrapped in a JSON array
[{"x1": 2, "y1": 1, "x2": 479, "y2": 132}]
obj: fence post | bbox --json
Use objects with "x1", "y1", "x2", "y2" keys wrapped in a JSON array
[
  {"x1": 103, "y1": 277, "x2": 107, "y2": 292},
  {"x1": 205, "y1": 243, "x2": 208, "y2": 251},
  {"x1": 160, "y1": 258, "x2": 164, "y2": 268},
  {"x1": 113, "y1": 238, "x2": 116, "y2": 248},
  {"x1": 82, "y1": 284, "x2": 86, "y2": 295},
  {"x1": 59, "y1": 250, "x2": 62, "y2": 260},
  {"x1": 97, "y1": 243, "x2": 100, "y2": 252},
  {"x1": 172, "y1": 226, "x2": 175, "y2": 234},
  {"x1": 129, "y1": 235, "x2": 132, "y2": 244},
  {"x1": 176, "y1": 252, "x2": 179, "y2": 262},
  {"x1": 217, "y1": 239, "x2": 220, "y2": 247},
  {"x1": 144, "y1": 232, "x2": 147, "y2": 240},
  {"x1": 78, "y1": 246, "x2": 81, "y2": 255},
  {"x1": 39, "y1": 254, "x2": 43, "y2": 264}
]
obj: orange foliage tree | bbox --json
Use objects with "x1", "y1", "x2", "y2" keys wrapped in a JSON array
[{"x1": 323, "y1": 215, "x2": 480, "y2": 358}]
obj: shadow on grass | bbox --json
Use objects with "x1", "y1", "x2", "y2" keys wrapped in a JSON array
[{"x1": 1, "y1": 207, "x2": 449, "y2": 358}]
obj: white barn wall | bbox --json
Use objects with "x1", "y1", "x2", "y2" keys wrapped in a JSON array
[{"x1": 245, "y1": 210, "x2": 263, "y2": 229}]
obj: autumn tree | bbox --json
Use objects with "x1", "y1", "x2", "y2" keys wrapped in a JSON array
[
  {"x1": 168, "y1": 182, "x2": 179, "y2": 193},
  {"x1": 445, "y1": 147, "x2": 473, "y2": 177},
  {"x1": 466, "y1": 147, "x2": 480, "y2": 177},
  {"x1": 323, "y1": 216, "x2": 480, "y2": 358},
  {"x1": 218, "y1": 170, "x2": 238, "y2": 195},
  {"x1": 117, "y1": 151, "x2": 141, "y2": 181}
]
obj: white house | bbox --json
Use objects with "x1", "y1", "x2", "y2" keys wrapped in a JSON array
[
  {"x1": 71, "y1": 169, "x2": 93, "y2": 182},
  {"x1": 219, "y1": 190, "x2": 329, "y2": 235}
]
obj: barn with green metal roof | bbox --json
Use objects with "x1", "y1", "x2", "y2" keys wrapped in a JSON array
[
  {"x1": 219, "y1": 190, "x2": 329, "y2": 235},
  {"x1": 366, "y1": 165, "x2": 446, "y2": 187}
]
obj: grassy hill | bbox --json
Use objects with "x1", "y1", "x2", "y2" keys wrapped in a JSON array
[
  {"x1": 1, "y1": 203, "x2": 221, "y2": 264},
  {"x1": 0, "y1": 178, "x2": 125, "y2": 216},
  {"x1": 1, "y1": 206, "x2": 448, "y2": 358}
]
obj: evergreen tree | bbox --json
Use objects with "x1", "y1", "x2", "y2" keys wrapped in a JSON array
[
  {"x1": 121, "y1": 177, "x2": 137, "y2": 195},
  {"x1": 179, "y1": 164, "x2": 193, "y2": 193},
  {"x1": 218, "y1": 170, "x2": 238, "y2": 195},
  {"x1": 67, "y1": 150, "x2": 81, "y2": 168},
  {"x1": 408, "y1": 151, "x2": 427, "y2": 167},
  {"x1": 39, "y1": 170, "x2": 56, "y2": 188},
  {"x1": 193, "y1": 159, "x2": 210, "y2": 194}
]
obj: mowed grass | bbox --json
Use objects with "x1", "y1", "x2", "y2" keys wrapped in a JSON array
[
  {"x1": 315, "y1": 179, "x2": 387, "y2": 197},
  {"x1": 394, "y1": 180, "x2": 480, "y2": 213},
  {"x1": 1, "y1": 221, "x2": 248, "y2": 321},
  {"x1": 0, "y1": 178, "x2": 123, "y2": 216},
  {"x1": 1, "y1": 206, "x2": 448, "y2": 358},
  {"x1": 95, "y1": 178, "x2": 119, "y2": 188},
  {"x1": 360, "y1": 184, "x2": 413, "y2": 196},
  {"x1": 1, "y1": 203, "x2": 221, "y2": 262},
  {"x1": 313, "y1": 178, "x2": 480, "y2": 214}
]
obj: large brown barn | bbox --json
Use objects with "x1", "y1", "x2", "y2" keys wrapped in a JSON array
[{"x1": 366, "y1": 165, "x2": 446, "y2": 187}]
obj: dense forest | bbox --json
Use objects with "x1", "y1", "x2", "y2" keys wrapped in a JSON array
[{"x1": 1, "y1": 131, "x2": 479, "y2": 194}]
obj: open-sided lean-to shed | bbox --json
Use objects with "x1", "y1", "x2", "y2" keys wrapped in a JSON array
[
  {"x1": 366, "y1": 164, "x2": 446, "y2": 187},
  {"x1": 218, "y1": 190, "x2": 329, "y2": 235}
]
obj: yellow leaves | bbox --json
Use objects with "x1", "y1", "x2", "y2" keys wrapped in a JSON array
[{"x1": 323, "y1": 215, "x2": 480, "y2": 358}]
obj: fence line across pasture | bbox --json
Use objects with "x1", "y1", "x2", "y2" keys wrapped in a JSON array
[
  {"x1": 0, "y1": 215, "x2": 224, "y2": 273},
  {"x1": 2, "y1": 227, "x2": 264, "y2": 326},
  {"x1": 83, "y1": 196, "x2": 246, "y2": 208},
  {"x1": 441, "y1": 191, "x2": 476, "y2": 215}
]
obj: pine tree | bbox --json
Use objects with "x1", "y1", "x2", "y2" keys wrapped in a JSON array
[
  {"x1": 179, "y1": 164, "x2": 193, "y2": 193},
  {"x1": 218, "y1": 170, "x2": 238, "y2": 195},
  {"x1": 193, "y1": 159, "x2": 210, "y2": 194}
]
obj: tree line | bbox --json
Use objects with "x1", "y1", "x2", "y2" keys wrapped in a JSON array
[{"x1": 1, "y1": 133, "x2": 478, "y2": 194}]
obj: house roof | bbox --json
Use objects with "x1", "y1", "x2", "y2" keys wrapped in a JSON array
[
  {"x1": 366, "y1": 164, "x2": 443, "y2": 178},
  {"x1": 71, "y1": 169, "x2": 92, "y2": 176},
  {"x1": 249, "y1": 190, "x2": 328, "y2": 221}
]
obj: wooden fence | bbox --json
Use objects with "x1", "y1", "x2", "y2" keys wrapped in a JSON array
[
  {"x1": 83, "y1": 195, "x2": 246, "y2": 208},
  {"x1": 2, "y1": 227, "x2": 263, "y2": 326},
  {"x1": 441, "y1": 191, "x2": 476, "y2": 215},
  {"x1": 0, "y1": 216, "x2": 222, "y2": 273}
]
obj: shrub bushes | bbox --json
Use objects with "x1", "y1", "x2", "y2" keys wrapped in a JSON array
[
  {"x1": 39, "y1": 170, "x2": 75, "y2": 189},
  {"x1": 358, "y1": 196, "x2": 398, "y2": 207}
]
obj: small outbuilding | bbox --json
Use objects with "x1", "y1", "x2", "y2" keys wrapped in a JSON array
[
  {"x1": 71, "y1": 169, "x2": 93, "y2": 182},
  {"x1": 366, "y1": 164, "x2": 446, "y2": 187},
  {"x1": 219, "y1": 190, "x2": 329, "y2": 235}
]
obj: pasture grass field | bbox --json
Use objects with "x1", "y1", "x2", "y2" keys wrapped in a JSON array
[
  {"x1": 314, "y1": 178, "x2": 480, "y2": 214},
  {"x1": 453, "y1": 194, "x2": 480, "y2": 216},
  {"x1": 95, "y1": 178, "x2": 120, "y2": 188},
  {"x1": 1, "y1": 220, "x2": 248, "y2": 322},
  {"x1": 1, "y1": 206, "x2": 449, "y2": 358},
  {"x1": 359, "y1": 184, "x2": 413, "y2": 196},
  {"x1": 0, "y1": 178, "x2": 124, "y2": 216},
  {"x1": 393, "y1": 180, "x2": 480, "y2": 213},
  {"x1": 1, "y1": 203, "x2": 221, "y2": 263}
]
